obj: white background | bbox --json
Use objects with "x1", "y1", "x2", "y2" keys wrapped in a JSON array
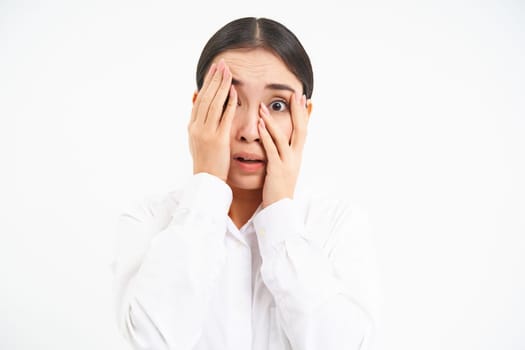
[{"x1": 2, "y1": 0, "x2": 524, "y2": 349}]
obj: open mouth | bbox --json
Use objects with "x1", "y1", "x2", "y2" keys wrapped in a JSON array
[
  {"x1": 232, "y1": 153, "x2": 266, "y2": 171},
  {"x1": 235, "y1": 157, "x2": 264, "y2": 164}
]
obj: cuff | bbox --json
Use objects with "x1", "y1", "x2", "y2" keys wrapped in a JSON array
[
  {"x1": 177, "y1": 172, "x2": 232, "y2": 217},
  {"x1": 253, "y1": 198, "x2": 305, "y2": 258}
]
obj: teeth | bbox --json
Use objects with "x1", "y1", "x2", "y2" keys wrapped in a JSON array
[{"x1": 237, "y1": 157, "x2": 260, "y2": 162}]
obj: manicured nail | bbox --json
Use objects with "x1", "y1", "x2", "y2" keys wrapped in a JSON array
[
  {"x1": 217, "y1": 59, "x2": 225, "y2": 71},
  {"x1": 223, "y1": 66, "x2": 230, "y2": 78},
  {"x1": 260, "y1": 102, "x2": 269, "y2": 114},
  {"x1": 259, "y1": 117, "x2": 265, "y2": 128}
]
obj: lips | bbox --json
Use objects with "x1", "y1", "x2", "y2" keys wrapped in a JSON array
[
  {"x1": 232, "y1": 152, "x2": 266, "y2": 172},
  {"x1": 232, "y1": 152, "x2": 266, "y2": 164}
]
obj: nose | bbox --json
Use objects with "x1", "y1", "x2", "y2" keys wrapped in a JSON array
[{"x1": 233, "y1": 105, "x2": 261, "y2": 143}]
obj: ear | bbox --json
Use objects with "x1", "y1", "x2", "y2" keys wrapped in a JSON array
[
  {"x1": 192, "y1": 91, "x2": 198, "y2": 104},
  {"x1": 306, "y1": 99, "x2": 313, "y2": 117}
]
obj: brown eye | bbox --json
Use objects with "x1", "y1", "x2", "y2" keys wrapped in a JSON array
[{"x1": 269, "y1": 100, "x2": 288, "y2": 112}]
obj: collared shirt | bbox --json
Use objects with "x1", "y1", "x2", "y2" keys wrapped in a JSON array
[{"x1": 112, "y1": 173, "x2": 381, "y2": 349}]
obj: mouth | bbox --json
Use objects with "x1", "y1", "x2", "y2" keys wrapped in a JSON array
[
  {"x1": 232, "y1": 152, "x2": 266, "y2": 164},
  {"x1": 234, "y1": 157, "x2": 265, "y2": 164},
  {"x1": 232, "y1": 152, "x2": 266, "y2": 172}
]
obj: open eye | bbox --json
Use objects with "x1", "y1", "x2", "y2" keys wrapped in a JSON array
[{"x1": 269, "y1": 100, "x2": 288, "y2": 112}]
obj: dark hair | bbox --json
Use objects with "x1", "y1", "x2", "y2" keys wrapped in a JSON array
[{"x1": 196, "y1": 17, "x2": 314, "y2": 99}]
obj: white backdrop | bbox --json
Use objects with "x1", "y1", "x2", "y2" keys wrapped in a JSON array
[{"x1": 2, "y1": 0, "x2": 524, "y2": 349}]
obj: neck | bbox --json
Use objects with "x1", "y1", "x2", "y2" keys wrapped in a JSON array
[{"x1": 228, "y1": 187, "x2": 262, "y2": 229}]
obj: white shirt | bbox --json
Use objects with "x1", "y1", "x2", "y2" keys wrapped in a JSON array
[{"x1": 112, "y1": 173, "x2": 381, "y2": 350}]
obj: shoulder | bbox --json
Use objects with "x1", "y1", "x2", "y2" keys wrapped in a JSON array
[
  {"x1": 299, "y1": 193, "x2": 382, "y2": 325},
  {"x1": 301, "y1": 193, "x2": 368, "y2": 227},
  {"x1": 112, "y1": 189, "x2": 182, "y2": 272},
  {"x1": 117, "y1": 189, "x2": 182, "y2": 236},
  {"x1": 298, "y1": 192, "x2": 371, "y2": 256}
]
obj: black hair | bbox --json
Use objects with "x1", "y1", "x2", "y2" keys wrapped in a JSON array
[{"x1": 196, "y1": 17, "x2": 313, "y2": 99}]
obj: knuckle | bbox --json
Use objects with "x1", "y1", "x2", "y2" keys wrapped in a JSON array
[
  {"x1": 208, "y1": 105, "x2": 219, "y2": 118},
  {"x1": 197, "y1": 130, "x2": 209, "y2": 140},
  {"x1": 200, "y1": 94, "x2": 212, "y2": 106},
  {"x1": 212, "y1": 73, "x2": 221, "y2": 83}
]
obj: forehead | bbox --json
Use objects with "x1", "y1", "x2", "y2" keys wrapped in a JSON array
[{"x1": 213, "y1": 48, "x2": 302, "y2": 92}]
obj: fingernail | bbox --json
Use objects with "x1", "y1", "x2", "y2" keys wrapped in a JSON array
[
  {"x1": 302, "y1": 94, "x2": 306, "y2": 106},
  {"x1": 259, "y1": 117, "x2": 265, "y2": 128},
  {"x1": 217, "y1": 59, "x2": 225, "y2": 71},
  {"x1": 223, "y1": 66, "x2": 230, "y2": 78},
  {"x1": 260, "y1": 102, "x2": 269, "y2": 114},
  {"x1": 295, "y1": 92, "x2": 301, "y2": 104}
]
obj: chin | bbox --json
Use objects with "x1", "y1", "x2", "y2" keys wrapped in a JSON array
[{"x1": 226, "y1": 172, "x2": 264, "y2": 191}]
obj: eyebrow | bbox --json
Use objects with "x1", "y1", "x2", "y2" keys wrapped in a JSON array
[{"x1": 232, "y1": 78, "x2": 296, "y2": 93}]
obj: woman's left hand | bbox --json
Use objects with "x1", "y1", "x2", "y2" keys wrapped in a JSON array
[{"x1": 258, "y1": 93, "x2": 309, "y2": 208}]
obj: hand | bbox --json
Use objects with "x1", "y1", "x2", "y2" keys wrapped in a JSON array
[
  {"x1": 258, "y1": 93, "x2": 309, "y2": 208},
  {"x1": 188, "y1": 60, "x2": 237, "y2": 181}
]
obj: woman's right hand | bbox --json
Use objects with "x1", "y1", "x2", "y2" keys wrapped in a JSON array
[{"x1": 188, "y1": 59, "x2": 237, "y2": 182}]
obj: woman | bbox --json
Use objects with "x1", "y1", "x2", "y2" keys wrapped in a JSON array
[{"x1": 112, "y1": 17, "x2": 380, "y2": 350}]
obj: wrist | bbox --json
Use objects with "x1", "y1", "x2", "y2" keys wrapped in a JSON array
[{"x1": 262, "y1": 190, "x2": 294, "y2": 209}]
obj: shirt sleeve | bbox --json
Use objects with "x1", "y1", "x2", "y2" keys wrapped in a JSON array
[
  {"x1": 111, "y1": 173, "x2": 232, "y2": 350},
  {"x1": 252, "y1": 198, "x2": 381, "y2": 350}
]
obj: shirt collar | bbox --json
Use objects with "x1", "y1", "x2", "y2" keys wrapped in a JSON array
[{"x1": 226, "y1": 203, "x2": 263, "y2": 246}]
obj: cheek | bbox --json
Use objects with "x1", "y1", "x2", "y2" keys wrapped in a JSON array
[
  {"x1": 229, "y1": 118, "x2": 238, "y2": 138},
  {"x1": 229, "y1": 111, "x2": 245, "y2": 136}
]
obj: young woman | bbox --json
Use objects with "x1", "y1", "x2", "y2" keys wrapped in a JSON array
[{"x1": 113, "y1": 17, "x2": 379, "y2": 350}]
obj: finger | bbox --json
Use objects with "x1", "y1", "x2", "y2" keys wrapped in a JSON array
[
  {"x1": 259, "y1": 102, "x2": 289, "y2": 159},
  {"x1": 290, "y1": 93, "x2": 308, "y2": 151},
  {"x1": 207, "y1": 64, "x2": 233, "y2": 127},
  {"x1": 198, "y1": 62, "x2": 219, "y2": 99},
  {"x1": 191, "y1": 63, "x2": 217, "y2": 123},
  {"x1": 218, "y1": 85, "x2": 237, "y2": 134},
  {"x1": 194, "y1": 60, "x2": 225, "y2": 125},
  {"x1": 258, "y1": 117, "x2": 280, "y2": 163}
]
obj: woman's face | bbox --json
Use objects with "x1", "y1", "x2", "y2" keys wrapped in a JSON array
[{"x1": 212, "y1": 48, "x2": 307, "y2": 191}]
